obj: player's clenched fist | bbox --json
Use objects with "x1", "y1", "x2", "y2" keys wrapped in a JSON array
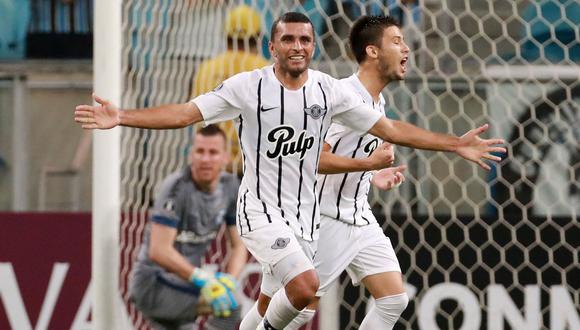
[
  {"x1": 367, "y1": 142, "x2": 395, "y2": 170},
  {"x1": 190, "y1": 268, "x2": 239, "y2": 317},
  {"x1": 74, "y1": 93, "x2": 121, "y2": 129}
]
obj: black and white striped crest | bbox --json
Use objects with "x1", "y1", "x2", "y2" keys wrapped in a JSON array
[{"x1": 304, "y1": 104, "x2": 326, "y2": 119}]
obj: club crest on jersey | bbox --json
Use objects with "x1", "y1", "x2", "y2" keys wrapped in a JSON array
[
  {"x1": 304, "y1": 104, "x2": 326, "y2": 119},
  {"x1": 266, "y1": 125, "x2": 315, "y2": 160},
  {"x1": 271, "y1": 237, "x2": 290, "y2": 249}
]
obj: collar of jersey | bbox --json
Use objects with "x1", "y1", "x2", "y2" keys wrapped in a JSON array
[
  {"x1": 350, "y1": 73, "x2": 385, "y2": 108},
  {"x1": 269, "y1": 64, "x2": 313, "y2": 91}
]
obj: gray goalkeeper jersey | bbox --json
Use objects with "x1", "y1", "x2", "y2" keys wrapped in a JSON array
[{"x1": 132, "y1": 167, "x2": 239, "y2": 289}]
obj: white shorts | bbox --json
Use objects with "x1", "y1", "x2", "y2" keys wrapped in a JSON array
[
  {"x1": 240, "y1": 219, "x2": 317, "y2": 297},
  {"x1": 315, "y1": 215, "x2": 401, "y2": 296}
]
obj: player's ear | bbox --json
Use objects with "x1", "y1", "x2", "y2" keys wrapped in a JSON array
[
  {"x1": 268, "y1": 40, "x2": 276, "y2": 59},
  {"x1": 365, "y1": 45, "x2": 378, "y2": 59},
  {"x1": 311, "y1": 43, "x2": 316, "y2": 59}
]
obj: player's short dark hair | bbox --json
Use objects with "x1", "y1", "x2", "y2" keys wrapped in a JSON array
[
  {"x1": 270, "y1": 12, "x2": 314, "y2": 40},
  {"x1": 196, "y1": 124, "x2": 227, "y2": 142},
  {"x1": 349, "y1": 15, "x2": 401, "y2": 64}
]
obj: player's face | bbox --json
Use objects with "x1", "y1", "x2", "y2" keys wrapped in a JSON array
[
  {"x1": 376, "y1": 26, "x2": 410, "y2": 81},
  {"x1": 269, "y1": 22, "x2": 315, "y2": 78},
  {"x1": 189, "y1": 134, "x2": 228, "y2": 188}
]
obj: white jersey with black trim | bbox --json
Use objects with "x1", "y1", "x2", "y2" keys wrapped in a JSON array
[
  {"x1": 318, "y1": 74, "x2": 386, "y2": 226},
  {"x1": 192, "y1": 65, "x2": 382, "y2": 241}
]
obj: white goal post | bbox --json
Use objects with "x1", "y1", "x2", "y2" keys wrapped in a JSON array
[{"x1": 92, "y1": 0, "x2": 129, "y2": 329}]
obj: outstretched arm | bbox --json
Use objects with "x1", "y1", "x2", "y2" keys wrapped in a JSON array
[
  {"x1": 74, "y1": 93, "x2": 203, "y2": 129},
  {"x1": 318, "y1": 142, "x2": 395, "y2": 174},
  {"x1": 368, "y1": 116, "x2": 460, "y2": 151},
  {"x1": 368, "y1": 117, "x2": 506, "y2": 171}
]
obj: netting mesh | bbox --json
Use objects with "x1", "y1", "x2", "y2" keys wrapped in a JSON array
[{"x1": 115, "y1": 0, "x2": 579, "y2": 329}]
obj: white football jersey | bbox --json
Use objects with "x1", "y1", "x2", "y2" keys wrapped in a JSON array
[
  {"x1": 192, "y1": 66, "x2": 382, "y2": 241},
  {"x1": 318, "y1": 74, "x2": 386, "y2": 226}
]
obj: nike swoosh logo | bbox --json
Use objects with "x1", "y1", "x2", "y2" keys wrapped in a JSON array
[{"x1": 261, "y1": 106, "x2": 278, "y2": 112}]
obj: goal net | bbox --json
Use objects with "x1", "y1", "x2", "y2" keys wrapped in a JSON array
[{"x1": 94, "y1": 0, "x2": 579, "y2": 329}]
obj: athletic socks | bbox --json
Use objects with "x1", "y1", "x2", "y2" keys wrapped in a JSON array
[
  {"x1": 258, "y1": 290, "x2": 301, "y2": 330},
  {"x1": 248, "y1": 293, "x2": 407, "y2": 329},
  {"x1": 239, "y1": 301, "x2": 263, "y2": 330},
  {"x1": 284, "y1": 308, "x2": 316, "y2": 330},
  {"x1": 359, "y1": 293, "x2": 409, "y2": 330}
]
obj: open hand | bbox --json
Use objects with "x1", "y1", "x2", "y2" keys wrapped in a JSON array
[
  {"x1": 74, "y1": 93, "x2": 120, "y2": 129},
  {"x1": 456, "y1": 124, "x2": 506, "y2": 171},
  {"x1": 371, "y1": 165, "x2": 407, "y2": 190}
]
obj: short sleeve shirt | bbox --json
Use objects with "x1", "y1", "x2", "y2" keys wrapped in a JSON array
[{"x1": 191, "y1": 66, "x2": 382, "y2": 240}]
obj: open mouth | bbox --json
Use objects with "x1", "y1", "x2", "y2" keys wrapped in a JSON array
[
  {"x1": 400, "y1": 57, "x2": 408, "y2": 72},
  {"x1": 289, "y1": 55, "x2": 305, "y2": 62}
]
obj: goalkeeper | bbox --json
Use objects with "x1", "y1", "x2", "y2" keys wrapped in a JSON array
[{"x1": 129, "y1": 125, "x2": 247, "y2": 330}]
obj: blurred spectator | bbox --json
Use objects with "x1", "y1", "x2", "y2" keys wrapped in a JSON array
[
  {"x1": 0, "y1": 0, "x2": 30, "y2": 59},
  {"x1": 27, "y1": 0, "x2": 93, "y2": 58},
  {"x1": 191, "y1": 5, "x2": 269, "y2": 176},
  {"x1": 520, "y1": 0, "x2": 579, "y2": 63}
]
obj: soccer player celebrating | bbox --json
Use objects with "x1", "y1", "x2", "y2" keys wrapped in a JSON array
[
  {"x1": 283, "y1": 15, "x2": 421, "y2": 330},
  {"x1": 75, "y1": 12, "x2": 505, "y2": 330}
]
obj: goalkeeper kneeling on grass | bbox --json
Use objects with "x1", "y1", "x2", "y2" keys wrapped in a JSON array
[{"x1": 129, "y1": 125, "x2": 248, "y2": 330}]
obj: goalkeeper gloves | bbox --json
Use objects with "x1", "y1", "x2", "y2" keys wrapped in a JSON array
[
  {"x1": 190, "y1": 268, "x2": 239, "y2": 317},
  {"x1": 215, "y1": 272, "x2": 238, "y2": 291}
]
